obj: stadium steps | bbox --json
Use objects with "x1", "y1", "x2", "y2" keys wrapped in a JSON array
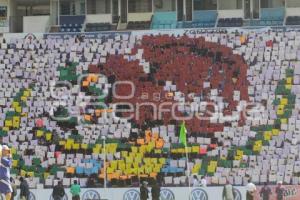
[
  {"x1": 117, "y1": 23, "x2": 128, "y2": 30},
  {"x1": 49, "y1": 25, "x2": 60, "y2": 33}
]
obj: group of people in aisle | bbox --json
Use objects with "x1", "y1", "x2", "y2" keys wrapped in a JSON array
[
  {"x1": 52, "y1": 180, "x2": 81, "y2": 200},
  {"x1": 223, "y1": 178, "x2": 286, "y2": 200},
  {"x1": 140, "y1": 181, "x2": 161, "y2": 200}
]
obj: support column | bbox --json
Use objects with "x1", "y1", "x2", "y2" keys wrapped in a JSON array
[
  {"x1": 118, "y1": 0, "x2": 121, "y2": 17},
  {"x1": 183, "y1": 0, "x2": 186, "y2": 20},
  {"x1": 58, "y1": 0, "x2": 60, "y2": 25}
]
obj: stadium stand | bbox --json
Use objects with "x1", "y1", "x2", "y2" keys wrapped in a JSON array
[
  {"x1": 127, "y1": 21, "x2": 151, "y2": 30},
  {"x1": 2, "y1": 28, "x2": 300, "y2": 189},
  {"x1": 151, "y1": 11, "x2": 177, "y2": 29},
  {"x1": 179, "y1": 10, "x2": 217, "y2": 28},
  {"x1": 85, "y1": 23, "x2": 114, "y2": 32},
  {"x1": 260, "y1": 7, "x2": 285, "y2": 26},
  {"x1": 250, "y1": 7, "x2": 285, "y2": 26},
  {"x1": 59, "y1": 15, "x2": 85, "y2": 32},
  {"x1": 286, "y1": 16, "x2": 300, "y2": 25},
  {"x1": 217, "y1": 18, "x2": 243, "y2": 27},
  {"x1": 49, "y1": 26, "x2": 61, "y2": 33}
]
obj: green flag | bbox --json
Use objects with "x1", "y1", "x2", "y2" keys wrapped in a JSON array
[{"x1": 179, "y1": 122, "x2": 187, "y2": 146}]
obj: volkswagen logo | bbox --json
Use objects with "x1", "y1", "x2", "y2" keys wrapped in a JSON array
[
  {"x1": 123, "y1": 189, "x2": 140, "y2": 200},
  {"x1": 190, "y1": 188, "x2": 208, "y2": 200},
  {"x1": 29, "y1": 192, "x2": 36, "y2": 200},
  {"x1": 233, "y1": 188, "x2": 242, "y2": 200},
  {"x1": 160, "y1": 188, "x2": 175, "y2": 200},
  {"x1": 49, "y1": 194, "x2": 68, "y2": 200},
  {"x1": 82, "y1": 190, "x2": 101, "y2": 200}
]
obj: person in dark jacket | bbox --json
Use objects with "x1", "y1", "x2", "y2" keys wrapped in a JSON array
[
  {"x1": 19, "y1": 177, "x2": 29, "y2": 200},
  {"x1": 10, "y1": 177, "x2": 17, "y2": 200},
  {"x1": 140, "y1": 181, "x2": 149, "y2": 200},
  {"x1": 260, "y1": 182, "x2": 272, "y2": 200},
  {"x1": 275, "y1": 181, "x2": 284, "y2": 200},
  {"x1": 86, "y1": 176, "x2": 95, "y2": 188},
  {"x1": 151, "y1": 182, "x2": 160, "y2": 200},
  {"x1": 52, "y1": 181, "x2": 65, "y2": 200}
]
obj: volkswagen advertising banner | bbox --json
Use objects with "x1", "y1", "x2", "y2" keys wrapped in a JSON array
[
  {"x1": 9, "y1": 185, "x2": 300, "y2": 200},
  {"x1": 3, "y1": 187, "x2": 246, "y2": 200}
]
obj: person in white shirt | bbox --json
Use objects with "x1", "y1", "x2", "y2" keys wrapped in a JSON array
[
  {"x1": 246, "y1": 178, "x2": 257, "y2": 200},
  {"x1": 193, "y1": 175, "x2": 199, "y2": 187},
  {"x1": 200, "y1": 176, "x2": 207, "y2": 187},
  {"x1": 222, "y1": 180, "x2": 234, "y2": 200}
]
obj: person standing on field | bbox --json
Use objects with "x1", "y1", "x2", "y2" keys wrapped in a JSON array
[{"x1": 0, "y1": 146, "x2": 13, "y2": 200}]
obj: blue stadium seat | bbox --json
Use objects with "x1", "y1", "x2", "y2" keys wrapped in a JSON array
[
  {"x1": 183, "y1": 10, "x2": 218, "y2": 28},
  {"x1": 59, "y1": 15, "x2": 85, "y2": 32},
  {"x1": 76, "y1": 166, "x2": 84, "y2": 175},
  {"x1": 151, "y1": 12, "x2": 177, "y2": 30},
  {"x1": 258, "y1": 7, "x2": 284, "y2": 27}
]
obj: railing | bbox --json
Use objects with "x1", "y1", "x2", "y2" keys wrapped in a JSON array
[
  {"x1": 117, "y1": 16, "x2": 122, "y2": 30},
  {"x1": 150, "y1": 14, "x2": 154, "y2": 29},
  {"x1": 45, "y1": 18, "x2": 52, "y2": 33},
  {"x1": 81, "y1": 18, "x2": 87, "y2": 32},
  {"x1": 214, "y1": 14, "x2": 219, "y2": 28}
]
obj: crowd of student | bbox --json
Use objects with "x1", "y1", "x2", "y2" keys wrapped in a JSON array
[
  {"x1": 0, "y1": 27, "x2": 300, "y2": 200},
  {"x1": 0, "y1": 143, "x2": 292, "y2": 200}
]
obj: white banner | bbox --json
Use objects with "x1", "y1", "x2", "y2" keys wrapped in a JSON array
[
  {"x1": 7, "y1": 186, "x2": 246, "y2": 200},
  {"x1": 2, "y1": 27, "x2": 278, "y2": 41}
]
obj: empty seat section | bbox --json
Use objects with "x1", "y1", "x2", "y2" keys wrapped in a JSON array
[
  {"x1": 286, "y1": 16, "x2": 300, "y2": 25},
  {"x1": 183, "y1": 10, "x2": 217, "y2": 28},
  {"x1": 60, "y1": 15, "x2": 85, "y2": 32},
  {"x1": 85, "y1": 23, "x2": 112, "y2": 32},
  {"x1": 257, "y1": 7, "x2": 285, "y2": 26},
  {"x1": 127, "y1": 21, "x2": 151, "y2": 30},
  {"x1": 151, "y1": 12, "x2": 177, "y2": 29},
  {"x1": 218, "y1": 18, "x2": 243, "y2": 27}
]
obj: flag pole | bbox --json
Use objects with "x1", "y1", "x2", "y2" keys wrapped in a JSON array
[
  {"x1": 185, "y1": 144, "x2": 192, "y2": 191},
  {"x1": 101, "y1": 135, "x2": 107, "y2": 198},
  {"x1": 179, "y1": 121, "x2": 192, "y2": 193}
]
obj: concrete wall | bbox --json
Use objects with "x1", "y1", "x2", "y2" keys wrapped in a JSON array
[
  {"x1": 128, "y1": 12, "x2": 152, "y2": 21},
  {"x1": 286, "y1": 8, "x2": 300, "y2": 17},
  {"x1": 86, "y1": 14, "x2": 112, "y2": 23},
  {"x1": 23, "y1": 15, "x2": 50, "y2": 33},
  {"x1": 154, "y1": 0, "x2": 175, "y2": 12},
  {"x1": 218, "y1": 9, "x2": 244, "y2": 18},
  {"x1": 286, "y1": 0, "x2": 300, "y2": 8},
  {"x1": 218, "y1": 0, "x2": 242, "y2": 10}
]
